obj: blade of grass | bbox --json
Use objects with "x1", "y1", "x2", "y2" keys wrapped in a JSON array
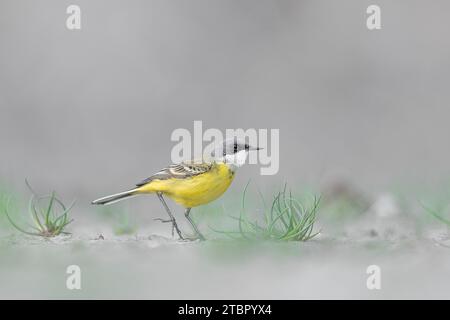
[
  {"x1": 4, "y1": 199, "x2": 41, "y2": 236},
  {"x1": 422, "y1": 202, "x2": 450, "y2": 226},
  {"x1": 44, "y1": 192, "x2": 56, "y2": 227}
]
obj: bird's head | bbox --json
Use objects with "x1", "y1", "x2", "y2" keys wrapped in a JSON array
[{"x1": 211, "y1": 138, "x2": 262, "y2": 168}]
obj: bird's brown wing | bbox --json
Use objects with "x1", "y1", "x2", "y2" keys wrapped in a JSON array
[{"x1": 136, "y1": 161, "x2": 213, "y2": 187}]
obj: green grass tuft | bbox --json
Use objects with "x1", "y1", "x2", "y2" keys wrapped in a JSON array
[
  {"x1": 212, "y1": 182, "x2": 321, "y2": 241},
  {"x1": 3, "y1": 180, "x2": 75, "y2": 237}
]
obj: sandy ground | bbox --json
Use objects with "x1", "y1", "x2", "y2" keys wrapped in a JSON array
[{"x1": 1, "y1": 209, "x2": 449, "y2": 300}]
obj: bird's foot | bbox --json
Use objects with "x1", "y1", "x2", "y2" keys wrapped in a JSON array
[
  {"x1": 184, "y1": 233, "x2": 206, "y2": 241},
  {"x1": 196, "y1": 233, "x2": 206, "y2": 241},
  {"x1": 153, "y1": 218, "x2": 184, "y2": 240},
  {"x1": 153, "y1": 218, "x2": 173, "y2": 223}
]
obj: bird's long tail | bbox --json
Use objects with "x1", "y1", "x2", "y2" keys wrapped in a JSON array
[{"x1": 92, "y1": 189, "x2": 139, "y2": 205}]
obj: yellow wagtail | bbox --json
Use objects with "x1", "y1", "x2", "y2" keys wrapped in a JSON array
[{"x1": 92, "y1": 139, "x2": 261, "y2": 240}]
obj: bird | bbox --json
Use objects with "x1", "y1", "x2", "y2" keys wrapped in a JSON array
[{"x1": 92, "y1": 139, "x2": 261, "y2": 240}]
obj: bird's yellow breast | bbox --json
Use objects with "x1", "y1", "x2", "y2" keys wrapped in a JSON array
[{"x1": 136, "y1": 163, "x2": 235, "y2": 208}]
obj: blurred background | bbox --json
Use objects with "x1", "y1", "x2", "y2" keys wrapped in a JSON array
[
  {"x1": 2, "y1": 0, "x2": 450, "y2": 198},
  {"x1": 1, "y1": 0, "x2": 450, "y2": 299}
]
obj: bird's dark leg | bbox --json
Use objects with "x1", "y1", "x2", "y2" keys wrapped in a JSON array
[
  {"x1": 184, "y1": 208, "x2": 206, "y2": 241},
  {"x1": 156, "y1": 192, "x2": 184, "y2": 240}
]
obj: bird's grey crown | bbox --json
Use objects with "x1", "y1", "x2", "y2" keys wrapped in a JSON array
[{"x1": 211, "y1": 138, "x2": 250, "y2": 157}]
